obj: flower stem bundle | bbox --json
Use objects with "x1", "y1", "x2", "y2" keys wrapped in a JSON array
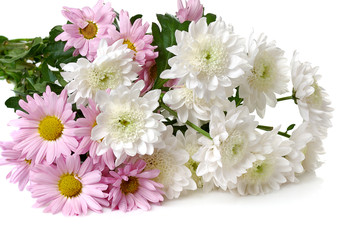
[{"x1": 0, "y1": 0, "x2": 332, "y2": 215}]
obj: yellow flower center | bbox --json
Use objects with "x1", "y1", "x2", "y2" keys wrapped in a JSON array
[
  {"x1": 38, "y1": 116, "x2": 64, "y2": 141},
  {"x1": 120, "y1": 176, "x2": 139, "y2": 195},
  {"x1": 24, "y1": 159, "x2": 32, "y2": 165},
  {"x1": 58, "y1": 174, "x2": 82, "y2": 198},
  {"x1": 123, "y1": 39, "x2": 137, "y2": 52},
  {"x1": 79, "y1": 21, "x2": 98, "y2": 40}
]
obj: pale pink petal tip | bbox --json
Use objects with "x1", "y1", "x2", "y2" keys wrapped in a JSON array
[{"x1": 176, "y1": 0, "x2": 204, "y2": 23}]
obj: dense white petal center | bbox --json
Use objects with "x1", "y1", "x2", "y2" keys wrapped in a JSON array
[
  {"x1": 248, "y1": 51, "x2": 277, "y2": 92},
  {"x1": 88, "y1": 65, "x2": 125, "y2": 90},
  {"x1": 143, "y1": 150, "x2": 175, "y2": 185},
  {"x1": 107, "y1": 107, "x2": 145, "y2": 143},
  {"x1": 240, "y1": 159, "x2": 275, "y2": 184},
  {"x1": 220, "y1": 130, "x2": 248, "y2": 167},
  {"x1": 189, "y1": 37, "x2": 228, "y2": 77}
]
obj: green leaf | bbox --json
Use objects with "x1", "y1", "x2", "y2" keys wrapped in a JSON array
[
  {"x1": 44, "y1": 42, "x2": 79, "y2": 69},
  {"x1": 53, "y1": 71, "x2": 68, "y2": 87},
  {"x1": 33, "y1": 82, "x2": 47, "y2": 93},
  {"x1": 40, "y1": 63, "x2": 57, "y2": 83},
  {"x1": 205, "y1": 13, "x2": 217, "y2": 25},
  {"x1": 5, "y1": 96, "x2": 22, "y2": 111},
  {"x1": 286, "y1": 124, "x2": 296, "y2": 133},
  {"x1": 0, "y1": 36, "x2": 8, "y2": 43},
  {"x1": 48, "y1": 25, "x2": 63, "y2": 42},
  {"x1": 152, "y1": 14, "x2": 191, "y2": 89},
  {"x1": 130, "y1": 14, "x2": 143, "y2": 24},
  {"x1": 44, "y1": 26, "x2": 80, "y2": 69}
]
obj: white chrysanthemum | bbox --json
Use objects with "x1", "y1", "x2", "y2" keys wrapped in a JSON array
[
  {"x1": 160, "y1": 17, "x2": 248, "y2": 100},
  {"x1": 287, "y1": 122, "x2": 325, "y2": 175},
  {"x1": 61, "y1": 39, "x2": 141, "y2": 106},
  {"x1": 291, "y1": 52, "x2": 333, "y2": 138},
  {"x1": 176, "y1": 130, "x2": 203, "y2": 188},
  {"x1": 229, "y1": 127, "x2": 292, "y2": 195},
  {"x1": 193, "y1": 105, "x2": 259, "y2": 191},
  {"x1": 91, "y1": 81, "x2": 166, "y2": 166},
  {"x1": 284, "y1": 123, "x2": 313, "y2": 182},
  {"x1": 301, "y1": 136, "x2": 324, "y2": 173},
  {"x1": 238, "y1": 33, "x2": 290, "y2": 118},
  {"x1": 163, "y1": 85, "x2": 230, "y2": 123},
  {"x1": 141, "y1": 126, "x2": 197, "y2": 199}
]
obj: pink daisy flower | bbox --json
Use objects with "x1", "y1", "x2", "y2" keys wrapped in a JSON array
[
  {"x1": 137, "y1": 60, "x2": 157, "y2": 95},
  {"x1": 112, "y1": 10, "x2": 158, "y2": 66},
  {"x1": 75, "y1": 99, "x2": 116, "y2": 170},
  {"x1": 55, "y1": 0, "x2": 117, "y2": 61},
  {"x1": 104, "y1": 159, "x2": 164, "y2": 212},
  {"x1": 28, "y1": 155, "x2": 109, "y2": 216},
  {"x1": 176, "y1": 0, "x2": 204, "y2": 23},
  {"x1": 9, "y1": 86, "x2": 78, "y2": 165},
  {"x1": 0, "y1": 141, "x2": 33, "y2": 191}
]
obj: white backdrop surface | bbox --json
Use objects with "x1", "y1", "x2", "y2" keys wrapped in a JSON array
[{"x1": 0, "y1": 0, "x2": 360, "y2": 239}]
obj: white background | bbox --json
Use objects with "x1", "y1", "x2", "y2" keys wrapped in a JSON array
[{"x1": 0, "y1": 0, "x2": 360, "y2": 239}]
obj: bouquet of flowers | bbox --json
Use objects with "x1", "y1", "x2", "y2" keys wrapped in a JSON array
[{"x1": 0, "y1": 0, "x2": 332, "y2": 215}]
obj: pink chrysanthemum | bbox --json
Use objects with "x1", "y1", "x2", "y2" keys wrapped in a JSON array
[
  {"x1": 112, "y1": 10, "x2": 158, "y2": 66},
  {"x1": 176, "y1": 0, "x2": 204, "y2": 23},
  {"x1": 28, "y1": 155, "x2": 109, "y2": 216},
  {"x1": 105, "y1": 159, "x2": 164, "y2": 212},
  {"x1": 0, "y1": 141, "x2": 33, "y2": 190},
  {"x1": 9, "y1": 86, "x2": 78, "y2": 165},
  {"x1": 75, "y1": 99, "x2": 116, "y2": 170},
  {"x1": 55, "y1": 0, "x2": 117, "y2": 61}
]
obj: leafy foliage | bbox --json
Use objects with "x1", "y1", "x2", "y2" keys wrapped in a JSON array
[
  {"x1": 285, "y1": 124, "x2": 296, "y2": 134},
  {"x1": 151, "y1": 14, "x2": 191, "y2": 89},
  {"x1": 228, "y1": 87, "x2": 243, "y2": 106},
  {"x1": 204, "y1": 13, "x2": 217, "y2": 25},
  {"x1": 44, "y1": 26, "x2": 80, "y2": 69},
  {"x1": 0, "y1": 26, "x2": 79, "y2": 111}
]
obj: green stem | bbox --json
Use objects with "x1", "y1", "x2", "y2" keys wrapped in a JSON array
[
  {"x1": 159, "y1": 100, "x2": 212, "y2": 140},
  {"x1": 0, "y1": 39, "x2": 34, "y2": 53},
  {"x1": 256, "y1": 125, "x2": 291, "y2": 138},
  {"x1": 9, "y1": 38, "x2": 35, "y2": 42},
  {"x1": 257, "y1": 125, "x2": 274, "y2": 131},
  {"x1": 277, "y1": 91, "x2": 298, "y2": 104},
  {"x1": 277, "y1": 96, "x2": 293, "y2": 102},
  {"x1": 0, "y1": 43, "x2": 29, "y2": 52}
]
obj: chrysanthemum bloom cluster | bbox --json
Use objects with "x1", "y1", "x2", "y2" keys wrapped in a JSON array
[
  {"x1": 0, "y1": 0, "x2": 332, "y2": 215},
  {"x1": 1, "y1": 85, "x2": 167, "y2": 215}
]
